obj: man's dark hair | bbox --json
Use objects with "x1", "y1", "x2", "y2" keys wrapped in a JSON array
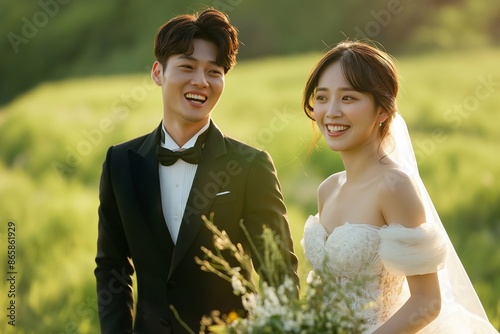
[{"x1": 154, "y1": 8, "x2": 239, "y2": 74}]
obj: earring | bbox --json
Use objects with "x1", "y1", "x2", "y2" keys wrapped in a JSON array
[{"x1": 379, "y1": 122, "x2": 383, "y2": 127}]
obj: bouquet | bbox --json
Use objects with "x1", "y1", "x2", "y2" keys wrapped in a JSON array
[{"x1": 176, "y1": 214, "x2": 370, "y2": 334}]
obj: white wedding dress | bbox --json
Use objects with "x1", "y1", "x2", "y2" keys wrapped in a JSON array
[
  {"x1": 302, "y1": 114, "x2": 499, "y2": 333},
  {"x1": 303, "y1": 217, "x2": 441, "y2": 331}
]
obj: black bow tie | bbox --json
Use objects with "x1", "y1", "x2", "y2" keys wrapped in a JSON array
[
  {"x1": 156, "y1": 128, "x2": 208, "y2": 166},
  {"x1": 156, "y1": 145, "x2": 203, "y2": 166}
]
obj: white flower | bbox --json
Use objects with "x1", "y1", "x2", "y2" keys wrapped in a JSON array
[
  {"x1": 231, "y1": 273, "x2": 246, "y2": 295},
  {"x1": 242, "y1": 292, "x2": 256, "y2": 312}
]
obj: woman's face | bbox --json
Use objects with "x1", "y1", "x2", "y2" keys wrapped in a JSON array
[{"x1": 313, "y1": 61, "x2": 386, "y2": 153}]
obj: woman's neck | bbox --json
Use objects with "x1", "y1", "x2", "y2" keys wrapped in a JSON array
[{"x1": 340, "y1": 141, "x2": 386, "y2": 183}]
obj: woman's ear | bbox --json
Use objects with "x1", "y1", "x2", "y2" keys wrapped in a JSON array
[
  {"x1": 377, "y1": 109, "x2": 389, "y2": 124},
  {"x1": 151, "y1": 61, "x2": 163, "y2": 86}
]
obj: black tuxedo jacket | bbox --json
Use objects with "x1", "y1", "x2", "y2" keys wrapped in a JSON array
[{"x1": 95, "y1": 121, "x2": 298, "y2": 333}]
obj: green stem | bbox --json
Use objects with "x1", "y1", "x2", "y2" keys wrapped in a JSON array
[{"x1": 169, "y1": 305, "x2": 196, "y2": 334}]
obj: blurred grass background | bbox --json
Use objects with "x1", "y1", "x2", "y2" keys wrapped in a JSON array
[
  {"x1": 1, "y1": 0, "x2": 499, "y2": 332},
  {"x1": 1, "y1": 48, "x2": 499, "y2": 333}
]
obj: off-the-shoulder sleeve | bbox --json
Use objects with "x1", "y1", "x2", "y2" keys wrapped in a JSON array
[{"x1": 379, "y1": 223, "x2": 447, "y2": 276}]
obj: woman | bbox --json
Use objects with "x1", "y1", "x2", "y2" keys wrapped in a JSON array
[{"x1": 301, "y1": 41, "x2": 498, "y2": 333}]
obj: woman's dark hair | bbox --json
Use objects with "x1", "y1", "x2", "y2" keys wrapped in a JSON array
[
  {"x1": 154, "y1": 8, "x2": 239, "y2": 74},
  {"x1": 303, "y1": 41, "x2": 399, "y2": 141}
]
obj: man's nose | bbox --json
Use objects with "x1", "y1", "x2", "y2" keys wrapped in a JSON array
[{"x1": 191, "y1": 70, "x2": 209, "y2": 87}]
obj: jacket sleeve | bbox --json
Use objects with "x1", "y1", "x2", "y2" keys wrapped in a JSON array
[
  {"x1": 94, "y1": 146, "x2": 135, "y2": 334},
  {"x1": 242, "y1": 150, "x2": 300, "y2": 291}
]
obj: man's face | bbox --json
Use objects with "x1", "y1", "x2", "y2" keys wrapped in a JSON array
[{"x1": 152, "y1": 39, "x2": 225, "y2": 133}]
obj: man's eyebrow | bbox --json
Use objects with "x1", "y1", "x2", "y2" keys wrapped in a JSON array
[{"x1": 178, "y1": 54, "x2": 221, "y2": 66}]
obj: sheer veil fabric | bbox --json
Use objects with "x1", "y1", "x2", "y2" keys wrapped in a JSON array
[{"x1": 383, "y1": 113, "x2": 498, "y2": 333}]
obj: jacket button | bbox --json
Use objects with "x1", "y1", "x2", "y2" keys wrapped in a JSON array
[{"x1": 167, "y1": 280, "x2": 175, "y2": 288}]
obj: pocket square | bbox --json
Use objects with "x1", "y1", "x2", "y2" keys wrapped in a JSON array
[{"x1": 216, "y1": 190, "x2": 231, "y2": 196}]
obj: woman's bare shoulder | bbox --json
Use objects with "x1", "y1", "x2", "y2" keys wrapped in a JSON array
[
  {"x1": 378, "y1": 167, "x2": 426, "y2": 228},
  {"x1": 318, "y1": 171, "x2": 345, "y2": 193}
]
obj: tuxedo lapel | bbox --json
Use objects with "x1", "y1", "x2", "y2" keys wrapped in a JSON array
[
  {"x1": 128, "y1": 123, "x2": 175, "y2": 257},
  {"x1": 169, "y1": 122, "x2": 230, "y2": 277}
]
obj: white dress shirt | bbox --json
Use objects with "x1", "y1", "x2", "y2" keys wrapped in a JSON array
[{"x1": 159, "y1": 122, "x2": 209, "y2": 244}]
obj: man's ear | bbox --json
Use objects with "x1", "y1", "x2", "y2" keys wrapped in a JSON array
[{"x1": 151, "y1": 61, "x2": 163, "y2": 86}]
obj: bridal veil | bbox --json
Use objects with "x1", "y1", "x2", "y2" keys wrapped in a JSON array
[{"x1": 385, "y1": 113, "x2": 498, "y2": 333}]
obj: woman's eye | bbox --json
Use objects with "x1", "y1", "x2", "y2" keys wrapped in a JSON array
[
  {"x1": 342, "y1": 96, "x2": 355, "y2": 101},
  {"x1": 210, "y1": 69, "x2": 223, "y2": 76},
  {"x1": 180, "y1": 65, "x2": 193, "y2": 70},
  {"x1": 315, "y1": 95, "x2": 327, "y2": 101}
]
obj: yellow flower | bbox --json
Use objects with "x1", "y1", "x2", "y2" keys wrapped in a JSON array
[{"x1": 227, "y1": 311, "x2": 240, "y2": 324}]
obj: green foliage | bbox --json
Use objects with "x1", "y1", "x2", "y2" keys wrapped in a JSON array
[{"x1": 1, "y1": 47, "x2": 499, "y2": 332}]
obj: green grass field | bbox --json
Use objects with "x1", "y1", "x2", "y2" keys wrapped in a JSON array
[{"x1": 1, "y1": 47, "x2": 499, "y2": 332}]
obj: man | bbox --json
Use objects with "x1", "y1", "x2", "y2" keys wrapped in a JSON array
[{"x1": 94, "y1": 9, "x2": 298, "y2": 334}]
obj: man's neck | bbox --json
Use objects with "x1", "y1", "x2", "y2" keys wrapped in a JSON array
[{"x1": 162, "y1": 119, "x2": 210, "y2": 147}]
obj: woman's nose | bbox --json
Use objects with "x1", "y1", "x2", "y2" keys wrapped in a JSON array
[{"x1": 325, "y1": 100, "x2": 342, "y2": 118}]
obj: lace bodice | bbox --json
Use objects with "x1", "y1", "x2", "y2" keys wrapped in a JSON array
[
  {"x1": 303, "y1": 219, "x2": 384, "y2": 278},
  {"x1": 302, "y1": 215, "x2": 447, "y2": 327}
]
